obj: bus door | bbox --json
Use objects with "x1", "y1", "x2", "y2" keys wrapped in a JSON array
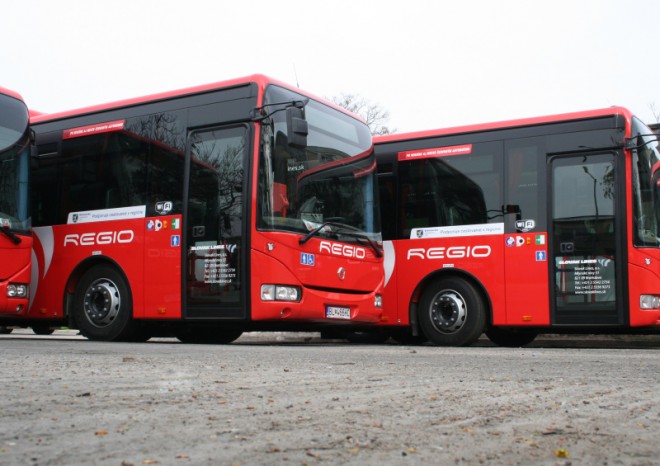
[
  {"x1": 549, "y1": 153, "x2": 624, "y2": 325},
  {"x1": 184, "y1": 125, "x2": 249, "y2": 319}
]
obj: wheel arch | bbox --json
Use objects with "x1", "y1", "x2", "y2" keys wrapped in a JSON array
[{"x1": 64, "y1": 256, "x2": 133, "y2": 329}]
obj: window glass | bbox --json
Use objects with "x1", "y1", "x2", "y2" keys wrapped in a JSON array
[
  {"x1": 553, "y1": 159, "x2": 615, "y2": 220},
  {"x1": 631, "y1": 117, "x2": 660, "y2": 247},
  {"x1": 66, "y1": 134, "x2": 146, "y2": 216},
  {"x1": 0, "y1": 92, "x2": 28, "y2": 151},
  {"x1": 32, "y1": 112, "x2": 185, "y2": 226},
  {"x1": 188, "y1": 127, "x2": 246, "y2": 240},
  {"x1": 378, "y1": 174, "x2": 397, "y2": 241},
  {"x1": 126, "y1": 112, "x2": 185, "y2": 216},
  {"x1": 397, "y1": 142, "x2": 502, "y2": 238},
  {"x1": 257, "y1": 86, "x2": 380, "y2": 245},
  {"x1": 0, "y1": 145, "x2": 30, "y2": 231},
  {"x1": 0, "y1": 91, "x2": 29, "y2": 229},
  {"x1": 505, "y1": 139, "x2": 544, "y2": 232},
  {"x1": 31, "y1": 144, "x2": 59, "y2": 226}
]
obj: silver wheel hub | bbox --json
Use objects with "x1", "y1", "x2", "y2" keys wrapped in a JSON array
[
  {"x1": 430, "y1": 290, "x2": 467, "y2": 334},
  {"x1": 83, "y1": 278, "x2": 121, "y2": 327}
]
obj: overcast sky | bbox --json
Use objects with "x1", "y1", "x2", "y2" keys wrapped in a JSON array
[{"x1": 3, "y1": 0, "x2": 659, "y2": 133}]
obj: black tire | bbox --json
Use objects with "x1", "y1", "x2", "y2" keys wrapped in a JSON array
[
  {"x1": 485, "y1": 327, "x2": 538, "y2": 347},
  {"x1": 32, "y1": 326, "x2": 55, "y2": 335},
  {"x1": 72, "y1": 265, "x2": 143, "y2": 342},
  {"x1": 344, "y1": 331, "x2": 389, "y2": 344},
  {"x1": 175, "y1": 326, "x2": 243, "y2": 344},
  {"x1": 388, "y1": 327, "x2": 427, "y2": 345},
  {"x1": 418, "y1": 277, "x2": 486, "y2": 346},
  {"x1": 319, "y1": 329, "x2": 347, "y2": 340}
]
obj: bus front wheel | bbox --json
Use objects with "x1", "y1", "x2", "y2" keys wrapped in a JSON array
[
  {"x1": 418, "y1": 277, "x2": 486, "y2": 346},
  {"x1": 72, "y1": 265, "x2": 144, "y2": 342}
]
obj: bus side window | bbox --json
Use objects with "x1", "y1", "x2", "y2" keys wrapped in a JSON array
[
  {"x1": 505, "y1": 140, "x2": 543, "y2": 232},
  {"x1": 399, "y1": 163, "x2": 433, "y2": 236}
]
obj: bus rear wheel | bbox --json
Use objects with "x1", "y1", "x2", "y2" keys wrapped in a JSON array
[
  {"x1": 485, "y1": 327, "x2": 538, "y2": 347},
  {"x1": 32, "y1": 326, "x2": 55, "y2": 335},
  {"x1": 175, "y1": 326, "x2": 243, "y2": 344},
  {"x1": 73, "y1": 265, "x2": 144, "y2": 342},
  {"x1": 418, "y1": 277, "x2": 486, "y2": 346}
]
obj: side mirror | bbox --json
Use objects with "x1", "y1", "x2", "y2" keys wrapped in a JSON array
[{"x1": 286, "y1": 106, "x2": 308, "y2": 149}]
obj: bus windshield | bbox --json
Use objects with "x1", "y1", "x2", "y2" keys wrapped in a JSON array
[
  {"x1": 631, "y1": 117, "x2": 660, "y2": 247},
  {"x1": 257, "y1": 85, "x2": 381, "y2": 244},
  {"x1": 0, "y1": 91, "x2": 30, "y2": 232}
]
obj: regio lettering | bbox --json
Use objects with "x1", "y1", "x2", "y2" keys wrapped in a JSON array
[
  {"x1": 407, "y1": 245, "x2": 491, "y2": 260},
  {"x1": 319, "y1": 241, "x2": 367, "y2": 259},
  {"x1": 64, "y1": 230, "x2": 135, "y2": 246}
]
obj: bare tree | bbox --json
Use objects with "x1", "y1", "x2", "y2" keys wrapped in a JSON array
[
  {"x1": 650, "y1": 102, "x2": 660, "y2": 123},
  {"x1": 330, "y1": 93, "x2": 396, "y2": 136}
]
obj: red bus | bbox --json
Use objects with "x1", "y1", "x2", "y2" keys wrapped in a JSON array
[
  {"x1": 15, "y1": 75, "x2": 383, "y2": 342},
  {"x1": 0, "y1": 87, "x2": 32, "y2": 328},
  {"x1": 373, "y1": 107, "x2": 660, "y2": 346}
]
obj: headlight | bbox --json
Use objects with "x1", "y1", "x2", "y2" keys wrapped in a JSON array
[
  {"x1": 261, "y1": 284, "x2": 301, "y2": 302},
  {"x1": 374, "y1": 293, "x2": 383, "y2": 308},
  {"x1": 640, "y1": 294, "x2": 660, "y2": 309},
  {"x1": 7, "y1": 283, "x2": 29, "y2": 298}
]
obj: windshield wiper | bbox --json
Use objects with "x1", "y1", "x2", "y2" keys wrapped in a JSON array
[
  {"x1": 335, "y1": 230, "x2": 383, "y2": 258},
  {"x1": 299, "y1": 221, "x2": 346, "y2": 245},
  {"x1": 298, "y1": 221, "x2": 382, "y2": 257},
  {"x1": 0, "y1": 226, "x2": 22, "y2": 245}
]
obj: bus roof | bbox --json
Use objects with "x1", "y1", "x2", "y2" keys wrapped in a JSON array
[
  {"x1": 30, "y1": 74, "x2": 362, "y2": 125},
  {"x1": 375, "y1": 106, "x2": 634, "y2": 144}
]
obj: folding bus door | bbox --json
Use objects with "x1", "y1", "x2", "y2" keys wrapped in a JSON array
[
  {"x1": 184, "y1": 125, "x2": 249, "y2": 319},
  {"x1": 549, "y1": 152, "x2": 624, "y2": 325}
]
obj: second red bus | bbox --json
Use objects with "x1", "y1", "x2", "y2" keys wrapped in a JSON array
[
  {"x1": 372, "y1": 107, "x2": 660, "y2": 346},
  {"x1": 4, "y1": 75, "x2": 384, "y2": 342}
]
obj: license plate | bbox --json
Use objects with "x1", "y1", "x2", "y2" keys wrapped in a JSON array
[{"x1": 326, "y1": 306, "x2": 351, "y2": 320}]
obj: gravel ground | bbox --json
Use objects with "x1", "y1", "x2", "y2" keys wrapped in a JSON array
[{"x1": 0, "y1": 331, "x2": 658, "y2": 465}]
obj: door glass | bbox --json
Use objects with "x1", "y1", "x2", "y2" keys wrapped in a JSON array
[
  {"x1": 552, "y1": 154, "x2": 617, "y2": 320},
  {"x1": 186, "y1": 126, "x2": 247, "y2": 307}
]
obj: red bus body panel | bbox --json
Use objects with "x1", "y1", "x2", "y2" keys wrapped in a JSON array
[
  {"x1": 0, "y1": 234, "x2": 32, "y2": 315},
  {"x1": 251, "y1": 231, "x2": 383, "y2": 323},
  {"x1": 382, "y1": 233, "x2": 550, "y2": 327}
]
